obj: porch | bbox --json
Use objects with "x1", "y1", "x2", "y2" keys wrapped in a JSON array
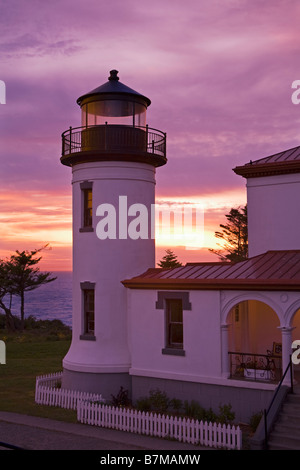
[
  {"x1": 228, "y1": 350, "x2": 282, "y2": 383},
  {"x1": 222, "y1": 296, "x2": 300, "y2": 385}
]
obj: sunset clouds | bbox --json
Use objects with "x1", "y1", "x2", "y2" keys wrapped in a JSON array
[{"x1": 1, "y1": 0, "x2": 300, "y2": 269}]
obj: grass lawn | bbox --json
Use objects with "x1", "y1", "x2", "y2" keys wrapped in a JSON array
[{"x1": 0, "y1": 326, "x2": 77, "y2": 423}]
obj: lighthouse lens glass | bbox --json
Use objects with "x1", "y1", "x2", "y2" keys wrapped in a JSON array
[
  {"x1": 134, "y1": 103, "x2": 147, "y2": 127},
  {"x1": 82, "y1": 100, "x2": 147, "y2": 127}
]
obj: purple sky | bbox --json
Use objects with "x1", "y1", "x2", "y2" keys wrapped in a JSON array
[{"x1": 1, "y1": 0, "x2": 300, "y2": 270}]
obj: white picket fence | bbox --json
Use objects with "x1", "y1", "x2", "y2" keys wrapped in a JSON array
[
  {"x1": 77, "y1": 400, "x2": 242, "y2": 450},
  {"x1": 35, "y1": 372, "x2": 242, "y2": 449},
  {"x1": 35, "y1": 372, "x2": 105, "y2": 410}
]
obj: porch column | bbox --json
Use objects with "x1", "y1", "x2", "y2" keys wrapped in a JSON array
[
  {"x1": 221, "y1": 324, "x2": 230, "y2": 378},
  {"x1": 280, "y1": 326, "x2": 295, "y2": 384}
]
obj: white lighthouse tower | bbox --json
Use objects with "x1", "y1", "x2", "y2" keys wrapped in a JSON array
[{"x1": 60, "y1": 70, "x2": 167, "y2": 398}]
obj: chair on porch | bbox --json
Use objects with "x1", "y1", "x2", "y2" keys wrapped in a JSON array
[
  {"x1": 266, "y1": 342, "x2": 282, "y2": 380},
  {"x1": 267, "y1": 342, "x2": 282, "y2": 358}
]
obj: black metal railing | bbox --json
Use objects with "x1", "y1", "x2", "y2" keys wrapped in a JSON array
[
  {"x1": 229, "y1": 351, "x2": 282, "y2": 382},
  {"x1": 263, "y1": 355, "x2": 293, "y2": 449},
  {"x1": 61, "y1": 124, "x2": 166, "y2": 159}
]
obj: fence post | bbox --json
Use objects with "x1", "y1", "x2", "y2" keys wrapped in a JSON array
[
  {"x1": 204, "y1": 421, "x2": 208, "y2": 446},
  {"x1": 215, "y1": 422, "x2": 219, "y2": 448},
  {"x1": 226, "y1": 424, "x2": 231, "y2": 449}
]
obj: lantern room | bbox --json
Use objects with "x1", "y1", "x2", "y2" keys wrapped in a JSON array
[
  {"x1": 78, "y1": 69, "x2": 149, "y2": 128},
  {"x1": 61, "y1": 69, "x2": 166, "y2": 168}
]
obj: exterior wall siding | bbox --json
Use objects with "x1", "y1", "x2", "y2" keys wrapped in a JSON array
[
  {"x1": 128, "y1": 289, "x2": 222, "y2": 379},
  {"x1": 247, "y1": 173, "x2": 300, "y2": 257},
  {"x1": 131, "y1": 375, "x2": 274, "y2": 423}
]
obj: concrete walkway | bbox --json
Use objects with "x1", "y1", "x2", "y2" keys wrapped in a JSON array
[{"x1": 0, "y1": 411, "x2": 207, "y2": 451}]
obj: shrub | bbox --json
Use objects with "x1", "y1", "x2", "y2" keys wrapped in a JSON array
[
  {"x1": 184, "y1": 400, "x2": 234, "y2": 423},
  {"x1": 169, "y1": 398, "x2": 182, "y2": 412},
  {"x1": 218, "y1": 404, "x2": 235, "y2": 424},
  {"x1": 249, "y1": 411, "x2": 263, "y2": 432},
  {"x1": 184, "y1": 400, "x2": 207, "y2": 420},
  {"x1": 110, "y1": 386, "x2": 131, "y2": 407},
  {"x1": 204, "y1": 407, "x2": 218, "y2": 423},
  {"x1": 135, "y1": 389, "x2": 170, "y2": 413},
  {"x1": 136, "y1": 397, "x2": 152, "y2": 412},
  {"x1": 135, "y1": 392, "x2": 237, "y2": 427},
  {"x1": 149, "y1": 389, "x2": 170, "y2": 413}
]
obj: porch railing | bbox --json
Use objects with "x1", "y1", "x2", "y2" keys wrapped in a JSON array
[
  {"x1": 61, "y1": 124, "x2": 166, "y2": 159},
  {"x1": 229, "y1": 351, "x2": 282, "y2": 382}
]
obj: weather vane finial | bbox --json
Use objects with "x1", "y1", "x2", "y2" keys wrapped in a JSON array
[{"x1": 109, "y1": 70, "x2": 119, "y2": 81}]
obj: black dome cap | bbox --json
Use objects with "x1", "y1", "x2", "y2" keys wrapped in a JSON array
[{"x1": 77, "y1": 70, "x2": 151, "y2": 107}]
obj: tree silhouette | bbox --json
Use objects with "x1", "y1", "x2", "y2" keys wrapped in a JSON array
[
  {"x1": 158, "y1": 249, "x2": 183, "y2": 268},
  {"x1": 209, "y1": 205, "x2": 248, "y2": 262},
  {"x1": 0, "y1": 246, "x2": 56, "y2": 330},
  {"x1": 0, "y1": 261, "x2": 16, "y2": 330}
]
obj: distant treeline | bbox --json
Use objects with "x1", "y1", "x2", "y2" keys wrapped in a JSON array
[{"x1": 0, "y1": 313, "x2": 71, "y2": 340}]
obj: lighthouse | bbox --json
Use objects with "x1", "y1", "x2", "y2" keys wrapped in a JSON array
[{"x1": 60, "y1": 70, "x2": 167, "y2": 398}]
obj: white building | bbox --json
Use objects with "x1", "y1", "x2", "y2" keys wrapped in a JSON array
[{"x1": 60, "y1": 71, "x2": 300, "y2": 422}]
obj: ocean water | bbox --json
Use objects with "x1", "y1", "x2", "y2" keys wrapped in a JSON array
[{"x1": 9, "y1": 271, "x2": 72, "y2": 328}]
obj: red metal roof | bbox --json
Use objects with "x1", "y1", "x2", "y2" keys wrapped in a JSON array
[
  {"x1": 249, "y1": 146, "x2": 300, "y2": 165},
  {"x1": 233, "y1": 145, "x2": 300, "y2": 178},
  {"x1": 122, "y1": 251, "x2": 300, "y2": 290}
]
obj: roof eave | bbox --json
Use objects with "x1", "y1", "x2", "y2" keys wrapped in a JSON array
[
  {"x1": 233, "y1": 161, "x2": 300, "y2": 178},
  {"x1": 121, "y1": 278, "x2": 300, "y2": 291}
]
